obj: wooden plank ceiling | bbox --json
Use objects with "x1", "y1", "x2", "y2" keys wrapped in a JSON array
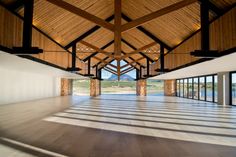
[{"x1": 1, "y1": 0, "x2": 235, "y2": 76}]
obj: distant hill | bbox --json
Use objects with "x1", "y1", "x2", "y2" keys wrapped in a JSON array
[{"x1": 107, "y1": 74, "x2": 134, "y2": 81}]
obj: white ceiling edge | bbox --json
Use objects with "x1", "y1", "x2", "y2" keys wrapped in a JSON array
[
  {"x1": 0, "y1": 51, "x2": 87, "y2": 79},
  {"x1": 151, "y1": 52, "x2": 236, "y2": 80}
]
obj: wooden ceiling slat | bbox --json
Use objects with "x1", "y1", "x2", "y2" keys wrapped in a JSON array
[
  {"x1": 121, "y1": 0, "x2": 198, "y2": 32},
  {"x1": 46, "y1": 0, "x2": 114, "y2": 31}
]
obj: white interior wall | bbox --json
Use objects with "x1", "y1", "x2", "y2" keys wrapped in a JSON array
[
  {"x1": 0, "y1": 51, "x2": 85, "y2": 105},
  {"x1": 0, "y1": 67, "x2": 61, "y2": 105}
]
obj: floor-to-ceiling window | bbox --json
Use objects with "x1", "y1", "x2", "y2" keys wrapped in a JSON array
[
  {"x1": 176, "y1": 75, "x2": 216, "y2": 103},
  {"x1": 184, "y1": 79, "x2": 188, "y2": 97},
  {"x1": 176, "y1": 80, "x2": 180, "y2": 97},
  {"x1": 180, "y1": 79, "x2": 183, "y2": 97},
  {"x1": 193, "y1": 77, "x2": 199, "y2": 99},
  {"x1": 199, "y1": 77, "x2": 205, "y2": 101},
  {"x1": 231, "y1": 72, "x2": 236, "y2": 105},
  {"x1": 214, "y1": 75, "x2": 218, "y2": 102},
  {"x1": 188, "y1": 78, "x2": 193, "y2": 98},
  {"x1": 206, "y1": 76, "x2": 213, "y2": 102}
]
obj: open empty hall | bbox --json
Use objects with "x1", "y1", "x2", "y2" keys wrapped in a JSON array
[{"x1": 0, "y1": 0, "x2": 236, "y2": 157}]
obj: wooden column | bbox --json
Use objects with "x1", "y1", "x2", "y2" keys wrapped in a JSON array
[
  {"x1": 164, "y1": 79, "x2": 176, "y2": 96},
  {"x1": 136, "y1": 79, "x2": 147, "y2": 96},
  {"x1": 61, "y1": 78, "x2": 72, "y2": 96},
  {"x1": 90, "y1": 79, "x2": 101, "y2": 97}
]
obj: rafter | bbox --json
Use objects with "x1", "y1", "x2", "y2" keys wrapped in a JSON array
[
  {"x1": 65, "y1": 15, "x2": 114, "y2": 49},
  {"x1": 80, "y1": 40, "x2": 114, "y2": 58},
  {"x1": 117, "y1": 60, "x2": 121, "y2": 80},
  {"x1": 122, "y1": 52, "x2": 144, "y2": 68},
  {"x1": 198, "y1": 0, "x2": 223, "y2": 16},
  {"x1": 93, "y1": 56, "x2": 115, "y2": 68},
  {"x1": 8, "y1": 0, "x2": 24, "y2": 11},
  {"x1": 114, "y1": 0, "x2": 122, "y2": 59},
  {"x1": 122, "y1": 54, "x2": 140, "y2": 70},
  {"x1": 121, "y1": 67, "x2": 135, "y2": 75},
  {"x1": 120, "y1": 42, "x2": 157, "y2": 60},
  {"x1": 121, "y1": 38, "x2": 154, "y2": 62},
  {"x1": 98, "y1": 58, "x2": 115, "y2": 70},
  {"x1": 121, "y1": 57, "x2": 145, "y2": 69},
  {"x1": 83, "y1": 40, "x2": 114, "y2": 62},
  {"x1": 104, "y1": 67, "x2": 117, "y2": 75},
  {"x1": 121, "y1": 0, "x2": 198, "y2": 32},
  {"x1": 93, "y1": 56, "x2": 110, "y2": 68},
  {"x1": 121, "y1": 14, "x2": 171, "y2": 50},
  {"x1": 47, "y1": 0, "x2": 114, "y2": 31}
]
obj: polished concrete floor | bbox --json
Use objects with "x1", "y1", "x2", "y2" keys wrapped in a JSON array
[{"x1": 0, "y1": 95, "x2": 236, "y2": 157}]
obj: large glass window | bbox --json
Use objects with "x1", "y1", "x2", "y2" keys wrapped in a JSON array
[
  {"x1": 176, "y1": 80, "x2": 180, "y2": 97},
  {"x1": 199, "y1": 77, "x2": 205, "y2": 100},
  {"x1": 206, "y1": 76, "x2": 213, "y2": 102},
  {"x1": 176, "y1": 75, "x2": 217, "y2": 103},
  {"x1": 180, "y1": 79, "x2": 183, "y2": 97},
  {"x1": 184, "y1": 79, "x2": 188, "y2": 97},
  {"x1": 193, "y1": 78, "x2": 199, "y2": 99},
  {"x1": 214, "y1": 75, "x2": 218, "y2": 102},
  {"x1": 232, "y1": 73, "x2": 236, "y2": 105},
  {"x1": 188, "y1": 78, "x2": 193, "y2": 98}
]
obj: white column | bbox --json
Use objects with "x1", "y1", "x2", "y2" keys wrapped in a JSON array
[{"x1": 217, "y1": 72, "x2": 230, "y2": 106}]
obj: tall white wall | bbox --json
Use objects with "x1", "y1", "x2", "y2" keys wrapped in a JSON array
[{"x1": 0, "y1": 67, "x2": 61, "y2": 105}]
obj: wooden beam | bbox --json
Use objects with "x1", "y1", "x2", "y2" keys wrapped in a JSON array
[
  {"x1": 83, "y1": 40, "x2": 114, "y2": 62},
  {"x1": 121, "y1": 39, "x2": 154, "y2": 62},
  {"x1": 117, "y1": 60, "x2": 121, "y2": 80},
  {"x1": 80, "y1": 40, "x2": 113, "y2": 58},
  {"x1": 122, "y1": 57, "x2": 140, "y2": 70},
  {"x1": 97, "y1": 58, "x2": 114, "y2": 70},
  {"x1": 121, "y1": 67, "x2": 135, "y2": 75},
  {"x1": 93, "y1": 56, "x2": 115, "y2": 68},
  {"x1": 121, "y1": 0, "x2": 198, "y2": 32},
  {"x1": 121, "y1": 14, "x2": 171, "y2": 50},
  {"x1": 198, "y1": 0, "x2": 223, "y2": 16},
  {"x1": 47, "y1": 0, "x2": 114, "y2": 31},
  {"x1": 8, "y1": 0, "x2": 24, "y2": 11},
  {"x1": 122, "y1": 51, "x2": 143, "y2": 68},
  {"x1": 72, "y1": 44, "x2": 76, "y2": 68},
  {"x1": 65, "y1": 15, "x2": 114, "y2": 49},
  {"x1": 121, "y1": 57, "x2": 145, "y2": 69},
  {"x1": 114, "y1": 0, "x2": 122, "y2": 59},
  {"x1": 200, "y1": 0, "x2": 209, "y2": 51},
  {"x1": 93, "y1": 56, "x2": 110, "y2": 68},
  {"x1": 104, "y1": 67, "x2": 117, "y2": 75},
  {"x1": 119, "y1": 42, "x2": 157, "y2": 60}
]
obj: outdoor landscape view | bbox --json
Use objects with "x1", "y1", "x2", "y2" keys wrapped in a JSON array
[{"x1": 73, "y1": 72, "x2": 163, "y2": 95}]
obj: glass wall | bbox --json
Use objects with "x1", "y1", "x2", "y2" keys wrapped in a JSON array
[
  {"x1": 231, "y1": 73, "x2": 236, "y2": 105},
  {"x1": 193, "y1": 78, "x2": 199, "y2": 99},
  {"x1": 188, "y1": 78, "x2": 193, "y2": 98},
  {"x1": 180, "y1": 79, "x2": 183, "y2": 97},
  {"x1": 214, "y1": 75, "x2": 218, "y2": 102},
  {"x1": 176, "y1": 80, "x2": 180, "y2": 97},
  {"x1": 184, "y1": 79, "x2": 188, "y2": 97},
  {"x1": 199, "y1": 77, "x2": 205, "y2": 101},
  {"x1": 206, "y1": 76, "x2": 213, "y2": 102},
  {"x1": 176, "y1": 74, "x2": 217, "y2": 103}
]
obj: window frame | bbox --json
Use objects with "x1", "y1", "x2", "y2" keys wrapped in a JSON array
[
  {"x1": 230, "y1": 71, "x2": 236, "y2": 106},
  {"x1": 176, "y1": 74, "x2": 217, "y2": 103}
]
